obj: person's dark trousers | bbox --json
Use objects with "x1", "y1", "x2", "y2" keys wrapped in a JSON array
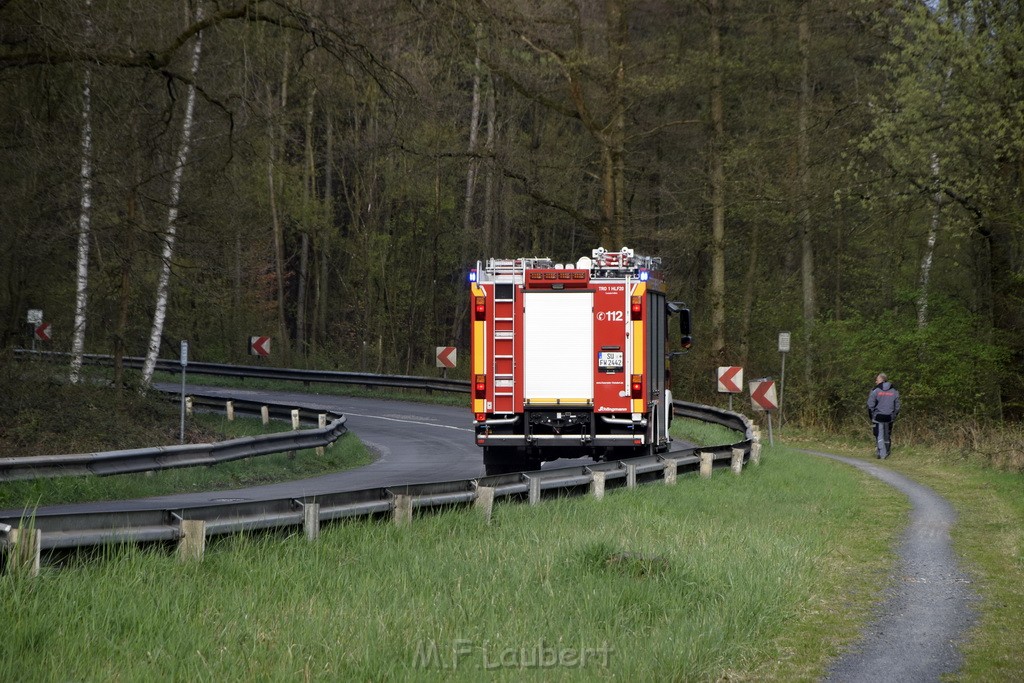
[{"x1": 872, "y1": 418, "x2": 893, "y2": 458}]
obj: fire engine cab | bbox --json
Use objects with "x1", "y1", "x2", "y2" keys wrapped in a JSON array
[{"x1": 469, "y1": 247, "x2": 691, "y2": 475}]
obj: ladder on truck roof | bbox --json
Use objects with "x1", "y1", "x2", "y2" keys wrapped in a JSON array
[{"x1": 491, "y1": 279, "x2": 516, "y2": 414}]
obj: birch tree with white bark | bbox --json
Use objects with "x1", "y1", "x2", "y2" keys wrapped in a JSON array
[
  {"x1": 69, "y1": 0, "x2": 94, "y2": 384},
  {"x1": 140, "y1": 2, "x2": 206, "y2": 388}
]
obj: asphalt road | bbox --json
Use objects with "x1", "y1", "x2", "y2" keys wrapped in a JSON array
[
  {"x1": 4, "y1": 384, "x2": 692, "y2": 517},
  {"x1": 812, "y1": 451, "x2": 978, "y2": 682}
]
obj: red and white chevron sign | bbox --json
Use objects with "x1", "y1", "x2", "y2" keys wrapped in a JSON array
[
  {"x1": 34, "y1": 322, "x2": 51, "y2": 342},
  {"x1": 717, "y1": 366, "x2": 743, "y2": 393},
  {"x1": 249, "y1": 335, "x2": 271, "y2": 357},
  {"x1": 749, "y1": 379, "x2": 778, "y2": 411},
  {"x1": 436, "y1": 346, "x2": 457, "y2": 369}
]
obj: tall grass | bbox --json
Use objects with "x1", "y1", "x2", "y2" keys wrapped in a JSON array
[
  {"x1": 0, "y1": 446, "x2": 905, "y2": 680},
  {"x1": 671, "y1": 416, "x2": 743, "y2": 447}
]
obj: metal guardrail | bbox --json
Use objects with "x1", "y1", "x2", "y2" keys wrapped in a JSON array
[
  {"x1": 0, "y1": 394, "x2": 346, "y2": 481},
  {"x1": 2, "y1": 355, "x2": 759, "y2": 560},
  {"x1": 14, "y1": 349, "x2": 469, "y2": 393}
]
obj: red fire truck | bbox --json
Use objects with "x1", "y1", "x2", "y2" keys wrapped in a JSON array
[{"x1": 469, "y1": 247, "x2": 691, "y2": 475}]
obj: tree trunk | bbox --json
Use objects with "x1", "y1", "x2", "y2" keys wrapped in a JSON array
[
  {"x1": 462, "y1": 36, "x2": 483, "y2": 237},
  {"x1": 482, "y1": 75, "x2": 497, "y2": 254},
  {"x1": 314, "y1": 111, "x2": 334, "y2": 353},
  {"x1": 69, "y1": 0, "x2": 94, "y2": 384},
  {"x1": 917, "y1": 152, "x2": 941, "y2": 328},
  {"x1": 267, "y1": 49, "x2": 291, "y2": 362},
  {"x1": 296, "y1": 87, "x2": 316, "y2": 356},
  {"x1": 608, "y1": 0, "x2": 627, "y2": 247},
  {"x1": 709, "y1": 0, "x2": 727, "y2": 364},
  {"x1": 738, "y1": 223, "x2": 760, "y2": 366},
  {"x1": 141, "y1": 2, "x2": 205, "y2": 388},
  {"x1": 797, "y1": 0, "x2": 816, "y2": 385}
]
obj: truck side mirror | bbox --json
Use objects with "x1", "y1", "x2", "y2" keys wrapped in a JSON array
[{"x1": 668, "y1": 302, "x2": 693, "y2": 351}]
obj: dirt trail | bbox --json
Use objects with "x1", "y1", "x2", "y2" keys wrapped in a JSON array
[{"x1": 807, "y1": 451, "x2": 977, "y2": 682}]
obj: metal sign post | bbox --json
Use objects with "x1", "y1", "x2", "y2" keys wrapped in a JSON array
[
  {"x1": 778, "y1": 331, "x2": 790, "y2": 428},
  {"x1": 27, "y1": 309, "x2": 42, "y2": 352},
  {"x1": 179, "y1": 340, "x2": 189, "y2": 444},
  {"x1": 749, "y1": 378, "x2": 779, "y2": 447},
  {"x1": 436, "y1": 346, "x2": 457, "y2": 379},
  {"x1": 717, "y1": 366, "x2": 743, "y2": 413}
]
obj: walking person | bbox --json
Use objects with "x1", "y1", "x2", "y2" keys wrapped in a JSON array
[{"x1": 867, "y1": 373, "x2": 901, "y2": 459}]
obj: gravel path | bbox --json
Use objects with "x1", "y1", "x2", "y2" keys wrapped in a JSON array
[{"x1": 806, "y1": 451, "x2": 977, "y2": 682}]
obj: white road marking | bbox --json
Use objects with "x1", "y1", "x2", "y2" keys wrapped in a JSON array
[{"x1": 343, "y1": 411, "x2": 473, "y2": 432}]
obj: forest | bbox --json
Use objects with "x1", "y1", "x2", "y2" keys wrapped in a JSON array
[{"x1": 1, "y1": 0, "x2": 1021, "y2": 426}]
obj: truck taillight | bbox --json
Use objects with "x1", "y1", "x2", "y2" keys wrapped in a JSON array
[
  {"x1": 631, "y1": 296, "x2": 642, "y2": 320},
  {"x1": 631, "y1": 374, "x2": 643, "y2": 398},
  {"x1": 474, "y1": 296, "x2": 486, "y2": 320},
  {"x1": 474, "y1": 374, "x2": 486, "y2": 398},
  {"x1": 475, "y1": 412, "x2": 486, "y2": 422}
]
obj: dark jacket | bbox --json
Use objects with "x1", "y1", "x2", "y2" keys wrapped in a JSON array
[{"x1": 867, "y1": 381, "x2": 901, "y2": 422}]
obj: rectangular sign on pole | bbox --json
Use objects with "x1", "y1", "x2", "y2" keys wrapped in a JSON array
[
  {"x1": 33, "y1": 323, "x2": 51, "y2": 342},
  {"x1": 717, "y1": 366, "x2": 743, "y2": 393},
  {"x1": 179, "y1": 340, "x2": 188, "y2": 444},
  {"x1": 27, "y1": 309, "x2": 43, "y2": 325},
  {"x1": 778, "y1": 332, "x2": 791, "y2": 353}
]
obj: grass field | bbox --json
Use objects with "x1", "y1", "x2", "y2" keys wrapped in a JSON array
[
  {"x1": 6, "y1": 365, "x2": 1018, "y2": 679},
  {"x1": 0, "y1": 414, "x2": 374, "y2": 510},
  {"x1": 0, "y1": 442, "x2": 907, "y2": 680}
]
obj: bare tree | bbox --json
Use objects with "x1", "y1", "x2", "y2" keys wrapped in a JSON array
[
  {"x1": 797, "y1": 0, "x2": 816, "y2": 384},
  {"x1": 709, "y1": 0, "x2": 727, "y2": 363}
]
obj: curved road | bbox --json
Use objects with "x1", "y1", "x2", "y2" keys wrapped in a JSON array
[
  {"x1": 2, "y1": 385, "x2": 693, "y2": 517},
  {"x1": 3, "y1": 386, "x2": 480, "y2": 517},
  {"x1": 811, "y1": 451, "x2": 977, "y2": 682}
]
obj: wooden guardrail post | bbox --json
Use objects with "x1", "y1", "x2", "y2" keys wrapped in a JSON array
[
  {"x1": 6, "y1": 528, "x2": 41, "y2": 577},
  {"x1": 590, "y1": 471, "x2": 606, "y2": 500},
  {"x1": 474, "y1": 486, "x2": 495, "y2": 523},
  {"x1": 226, "y1": 400, "x2": 234, "y2": 421},
  {"x1": 528, "y1": 476, "x2": 541, "y2": 506},
  {"x1": 731, "y1": 448, "x2": 744, "y2": 475},
  {"x1": 261, "y1": 405, "x2": 270, "y2": 426},
  {"x1": 699, "y1": 451, "x2": 713, "y2": 478},
  {"x1": 303, "y1": 503, "x2": 320, "y2": 541},
  {"x1": 177, "y1": 519, "x2": 205, "y2": 562},
  {"x1": 663, "y1": 459, "x2": 677, "y2": 485},
  {"x1": 393, "y1": 495, "x2": 413, "y2": 526}
]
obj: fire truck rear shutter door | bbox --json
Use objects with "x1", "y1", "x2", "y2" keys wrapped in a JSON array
[{"x1": 522, "y1": 291, "x2": 594, "y2": 401}]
